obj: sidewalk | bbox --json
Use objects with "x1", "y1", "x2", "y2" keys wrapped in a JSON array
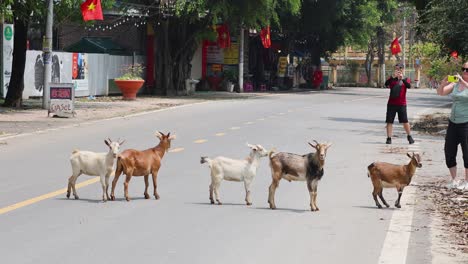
[{"x1": 0, "y1": 91, "x2": 310, "y2": 139}]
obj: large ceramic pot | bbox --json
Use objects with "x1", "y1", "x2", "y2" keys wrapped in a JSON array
[{"x1": 114, "y1": 79, "x2": 145, "y2": 100}]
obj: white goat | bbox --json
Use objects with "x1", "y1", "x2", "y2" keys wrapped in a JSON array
[
  {"x1": 200, "y1": 143, "x2": 269, "y2": 205},
  {"x1": 67, "y1": 138, "x2": 124, "y2": 201}
]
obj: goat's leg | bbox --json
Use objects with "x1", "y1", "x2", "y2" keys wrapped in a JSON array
[
  {"x1": 395, "y1": 186, "x2": 404, "y2": 208},
  {"x1": 268, "y1": 177, "x2": 280, "y2": 209},
  {"x1": 378, "y1": 189, "x2": 390, "y2": 208},
  {"x1": 372, "y1": 187, "x2": 382, "y2": 208},
  {"x1": 67, "y1": 175, "x2": 75, "y2": 199},
  {"x1": 100, "y1": 174, "x2": 107, "y2": 202},
  {"x1": 105, "y1": 172, "x2": 112, "y2": 201},
  {"x1": 244, "y1": 180, "x2": 253, "y2": 206},
  {"x1": 213, "y1": 179, "x2": 222, "y2": 205},
  {"x1": 209, "y1": 183, "x2": 214, "y2": 204},
  {"x1": 311, "y1": 179, "x2": 319, "y2": 211},
  {"x1": 110, "y1": 166, "x2": 123, "y2": 201},
  {"x1": 151, "y1": 171, "x2": 160, "y2": 200},
  {"x1": 70, "y1": 173, "x2": 81, "y2": 200},
  {"x1": 143, "y1": 175, "x2": 150, "y2": 199},
  {"x1": 124, "y1": 174, "x2": 133, "y2": 202}
]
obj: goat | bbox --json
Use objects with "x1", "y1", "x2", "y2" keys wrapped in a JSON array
[
  {"x1": 110, "y1": 131, "x2": 176, "y2": 201},
  {"x1": 67, "y1": 138, "x2": 124, "y2": 201},
  {"x1": 268, "y1": 140, "x2": 332, "y2": 211},
  {"x1": 367, "y1": 152, "x2": 422, "y2": 208},
  {"x1": 200, "y1": 143, "x2": 269, "y2": 205}
]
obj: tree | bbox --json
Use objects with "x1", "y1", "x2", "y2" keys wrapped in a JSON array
[
  {"x1": 1, "y1": 0, "x2": 114, "y2": 107},
  {"x1": 417, "y1": 0, "x2": 468, "y2": 56},
  {"x1": 153, "y1": 0, "x2": 300, "y2": 95}
]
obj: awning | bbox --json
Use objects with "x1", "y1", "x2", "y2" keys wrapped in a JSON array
[{"x1": 63, "y1": 37, "x2": 129, "y2": 55}]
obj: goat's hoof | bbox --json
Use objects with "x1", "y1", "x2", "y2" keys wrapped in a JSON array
[
  {"x1": 385, "y1": 204, "x2": 390, "y2": 208},
  {"x1": 74, "y1": 196, "x2": 79, "y2": 200},
  {"x1": 377, "y1": 205, "x2": 382, "y2": 209},
  {"x1": 217, "y1": 201, "x2": 222, "y2": 205},
  {"x1": 66, "y1": 193, "x2": 70, "y2": 199},
  {"x1": 144, "y1": 194, "x2": 150, "y2": 199},
  {"x1": 246, "y1": 202, "x2": 252, "y2": 206},
  {"x1": 395, "y1": 204, "x2": 401, "y2": 208},
  {"x1": 126, "y1": 197, "x2": 130, "y2": 202},
  {"x1": 210, "y1": 200, "x2": 215, "y2": 204},
  {"x1": 155, "y1": 195, "x2": 160, "y2": 200},
  {"x1": 110, "y1": 195, "x2": 115, "y2": 201},
  {"x1": 269, "y1": 205, "x2": 276, "y2": 210}
]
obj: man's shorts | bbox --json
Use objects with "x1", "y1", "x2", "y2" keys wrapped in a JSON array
[{"x1": 386, "y1": 105, "x2": 408, "y2": 123}]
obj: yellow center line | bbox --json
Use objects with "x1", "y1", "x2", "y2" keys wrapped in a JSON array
[
  {"x1": 215, "y1": 133, "x2": 225, "y2": 137},
  {"x1": 230, "y1": 127, "x2": 240, "y2": 130},
  {"x1": 194, "y1": 139, "x2": 207, "y2": 144},
  {"x1": 169, "y1": 147, "x2": 184, "y2": 153},
  {"x1": 0, "y1": 178, "x2": 100, "y2": 215}
]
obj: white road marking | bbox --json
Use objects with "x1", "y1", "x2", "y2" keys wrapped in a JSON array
[{"x1": 378, "y1": 185, "x2": 417, "y2": 264}]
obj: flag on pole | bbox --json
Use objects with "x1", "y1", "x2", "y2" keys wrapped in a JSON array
[
  {"x1": 390, "y1": 38, "x2": 401, "y2": 55},
  {"x1": 450, "y1": 50, "x2": 458, "y2": 59},
  {"x1": 81, "y1": 0, "x2": 104, "y2": 21},
  {"x1": 260, "y1": 26, "x2": 271, "y2": 48},
  {"x1": 216, "y1": 24, "x2": 231, "y2": 48}
]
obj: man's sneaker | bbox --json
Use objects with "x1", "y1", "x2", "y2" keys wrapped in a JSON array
[
  {"x1": 386, "y1": 137, "x2": 392, "y2": 144},
  {"x1": 407, "y1": 135, "x2": 415, "y2": 144},
  {"x1": 446, "y1": 180, "x2": 459, "y2": 189},
  {"x1": 457, "y1": 180, "x2": 468, "y2": 190}
]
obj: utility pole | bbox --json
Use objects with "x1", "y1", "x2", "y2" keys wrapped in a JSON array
[
  {"x1": 402, "y1": 15, "x2": 406, "y2": 71},
  {"x1": 238, "y1": 26, "x2": 244, "y2": 93},
  {"x1": 42, "y1": 0, "x2": 53, "y2": 109}
]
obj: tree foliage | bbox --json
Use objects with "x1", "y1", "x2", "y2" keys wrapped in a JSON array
[{"x1": 417, "y1": 0, "x2": 468, "y2": 56}]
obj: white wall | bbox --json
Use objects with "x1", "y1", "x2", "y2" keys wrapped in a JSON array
[{"x1": 190, "y1": 44, "x2": 202, "y2": 80}]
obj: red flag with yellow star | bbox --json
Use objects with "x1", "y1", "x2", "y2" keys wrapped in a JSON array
[
  {"x1": 260, "y1": 26, "x2": 271, "y2": 48},
  {"x1": 390, "y1": 38, "x2": 401, "y2": 55},
  {"x1": 81, "y1": 0, "x2": 103, "y2": 21}
]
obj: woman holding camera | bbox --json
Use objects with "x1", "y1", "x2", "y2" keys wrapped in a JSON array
[{"x1": 436, "y1": 61, "x2": 468, "y2": 190}]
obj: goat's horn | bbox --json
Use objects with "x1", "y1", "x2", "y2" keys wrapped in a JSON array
[
  {"x1": 313, "y1": 140, "x2": 319, "y2": 145},
  {"x1": 167, "y1": 132, "x2": 171, "y2": 137},
  {"x1": 107, "y1": 137, "x2": 112, "y2": 142},
  {"x1": 119, "y1": 139, "x2": 126, "y2": 145},
  {"x1": 158, "y1": 131, "x2": 164, "y2": 135}
]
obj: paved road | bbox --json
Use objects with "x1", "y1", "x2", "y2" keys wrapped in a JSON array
[{"x1": 0, "y1": 88, "x2": 450, "y2": 264}]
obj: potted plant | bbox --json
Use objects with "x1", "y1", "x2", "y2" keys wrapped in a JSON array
[
  {"x1": 223, "y1": 69, "x2": 237, "y2": 92},
  {"x1": 114, "y1": 64, "x2": 145, "y2": 100}
]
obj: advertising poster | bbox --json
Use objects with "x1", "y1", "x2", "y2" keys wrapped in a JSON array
[
  {"x1": 277, "y1": 56, "x2": 288, "y2": 77},
  {"x1": 23, "y1": 51, "x2": 73, "y2": 97},
  {"x1": 2, "y1": 24, "x2": 14, "y2": 98},
  {"x1": 223, "y1": 43, "x2": 239, "y2": 65},
  {"x1": 72, "y1": 53, "x2": 89, "y2": 92}
]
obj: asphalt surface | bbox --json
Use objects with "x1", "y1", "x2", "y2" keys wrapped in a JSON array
[{"x1": 0, "y1": 87, "x2": 452, "y2": 263}]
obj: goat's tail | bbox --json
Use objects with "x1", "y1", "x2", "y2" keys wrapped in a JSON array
[
  {"x1": 115, "y1": 156, "x2": 124, "y2": 176},
  {"x1": 71, "y1": 149, "x2": 79, "y2": 155},
  {"x1": 200, "y1": 156, "x2": 211, "y2": 164},
  {"x1": 268, "y1": 148, "x2": 277, "y2": 159},
  {"x1": 367, "y1": 163, "x2": 375, "y2": 177}
]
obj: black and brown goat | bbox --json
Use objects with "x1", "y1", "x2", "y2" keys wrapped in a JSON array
[
  {"x1": 367, "y1": 152, "x2": 422, "y2": 209},
  {"x1": 268, "y1": 141, "x2": 332, "y2": 211}
]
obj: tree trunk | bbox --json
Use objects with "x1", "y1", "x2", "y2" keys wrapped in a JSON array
[
  {"x1": 376, "y1": 26, "x2": 385, "y2": 87},
  {"x1": 3, "y1": 16, "x2": 28, "y2": 107},
  {"x1": 155, "y1": 18, "x2": 203, "y2": 96}
]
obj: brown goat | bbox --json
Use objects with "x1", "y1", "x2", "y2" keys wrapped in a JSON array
[
  {"x1": 367, "y1": 152, "x2": 422, "y2": 209},
  {"x1": 110, "y1": 131, "x2": 176, "y2": 201},
  {"x1": 268, "y1": 141, "x2": 332, "y2": 211}
]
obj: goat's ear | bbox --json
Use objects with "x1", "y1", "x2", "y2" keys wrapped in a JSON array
[
  {"x1": 168, "y1": 135, "x2": 176, "y2": 140},
  {"x1": 325, "y1": 142, "x2": 333, "y2": 149},
  {"x1": 308, "y1": 142, "x2": 318, "y2": 150},
  {"x1": 155, "y1": 131, "x2": 163, "y2": 139},
  {"x1": 407, "y1": 152, "x2": 412, "y2": 158}
]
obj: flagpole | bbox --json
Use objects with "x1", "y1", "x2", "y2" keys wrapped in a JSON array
[{"x1": 42, "y1": 0, "x2": 53, "y2": 109}]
